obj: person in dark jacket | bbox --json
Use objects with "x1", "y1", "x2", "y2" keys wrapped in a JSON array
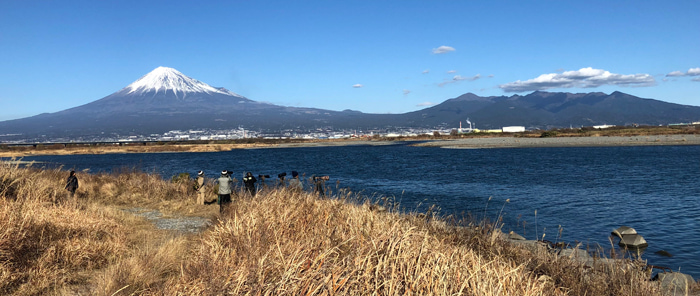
[
  {"x1": 243, "y1": 172, "x2": 257, "y2": 197},
  {"x1": 313, "y1": 175, "x2": 329, "y2": 197},
  {"x1": 277, "y1": 172, "x2": 287, "y2": 187},
  {"x1": 65, "y1": 170, "x2": 79, "y2": 198}
]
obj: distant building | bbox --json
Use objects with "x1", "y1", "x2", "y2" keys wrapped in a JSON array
[
  {"x1": 593, "y1": 124, "x2": 614, "y2": 129},
  {"x1": 502, "y1": 126, "x2": 525, "y2": 133}
]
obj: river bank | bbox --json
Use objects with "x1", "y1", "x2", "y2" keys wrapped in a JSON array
[
  {"x1": 0, "y1": 138, "x2": 395, "y2": 157},
  {"x1": 2, "y1": 163, "x2": 687, "y2": 295}
]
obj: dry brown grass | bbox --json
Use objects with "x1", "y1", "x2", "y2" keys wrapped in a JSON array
[
  {"x1": 0, "y1": 164, "x2": 131, "y2": 295},
  {"x1": 0, "y1": 162, "x2": 678, "y2": 295},
  {"x1": 163, "y1": 188, "x2": 667, "y2": 296},
  {"x1": 0, "y1": 162, "x2": 205, "y2": 295}
]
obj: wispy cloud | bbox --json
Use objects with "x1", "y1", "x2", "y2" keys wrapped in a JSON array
[
  {"x1": 403, "y1": 89, "x2": 411, "y2": 95},
  {"x1": 499, "y1": 67, "x2": 655, "y2": 92},
  {"x1": 432, "y1": 45, "x2": 455, "y2": 54},
  {"x1": 352, "y1": 84, "x2": 363, "y2": 88},
  {"x1": 438, "y1": 74, "x2": 481, "y2": 87},
  {"x1": 666, "y1": 71, "x2": 685, "y2": 77},
  {"x1": 422, "y1": 69, "x2": 430, "y2": 74},
  {"x1": 692, "y1": 77, "x2": 700, "y2": 82},
  {"x1": 447, "y1": 70, "x2": 457, "y2": 74},
  {"x1": 417, "y1": 102, "x2": 436, "y2": 107},
  {"x1": 666, "y1": 67, "x2": 700, "y2": 77}
]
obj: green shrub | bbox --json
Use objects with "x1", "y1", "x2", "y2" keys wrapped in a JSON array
[{"x1": 540, "y1": 131, "x2": 559, "y2": 138}]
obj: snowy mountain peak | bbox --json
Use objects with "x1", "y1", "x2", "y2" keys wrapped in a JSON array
[{"x1": 124, "y1": 66, "x2": 242, "y2": 98}]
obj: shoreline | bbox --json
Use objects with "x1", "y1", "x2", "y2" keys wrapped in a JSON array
[
  {"x1": 0, "y1": 139, "x2": 404, "y2": 157},
  {"x1": 1, "y1": 134, "x2": 699, "y2": 157},
  {"x1": 414, "y1": 134, "x2": 700, "y2": 149}
]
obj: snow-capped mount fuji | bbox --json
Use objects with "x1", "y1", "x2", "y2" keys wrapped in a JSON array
[
  {"x1": 94, "y1": 66, "x2": 256, "y2": 111},
  {"x1": 0, "y1": 67, "x2": 367, "y2": 140},
  {"x1": 122, "y1": 66, "x2": 243, "y2": 98}
]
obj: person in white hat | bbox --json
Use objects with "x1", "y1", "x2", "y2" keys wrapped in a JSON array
[{"x1": 215, "y1": 170, "x2": 233, "y2": 214}]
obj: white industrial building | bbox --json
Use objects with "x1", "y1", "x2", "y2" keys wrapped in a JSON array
[{"x1": 502, "y1": 126, "x2": 526, "y2": 133}]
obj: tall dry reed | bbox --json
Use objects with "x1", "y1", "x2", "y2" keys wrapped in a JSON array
[
  {"x1": 165, "y1": 187, "x2": 666, "y2": 295},
  {"x1": 0, "y1": 162, "x2": 676, "y2": 295}
]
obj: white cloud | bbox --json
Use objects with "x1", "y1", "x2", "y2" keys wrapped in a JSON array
[
  {"x1": 488, "y1": 74, "x2": 494, "y2": 78},
  {"x1": 666, "y1": 67, "x2": 700, "y2": 77},
  {"x1": 432, "y1": 45, "x2": 455, "y2": 54},
  {"x1": 422, "y1": 69, "x2": 430, "y2": 74},
  {"x1": 352, "y1": 84, "x2": 363, "y2": 88},
  {"x1": 447, "y1": 70, "x2": 457, "y2": 74},
  {"x1": 417, "y1": 102, "x2": 436, "y2": 107},
  {"x1": 403, "y1": 89, "x2": 411, "y2": 95},
  {"x1": 692, "y1": 77, "x2": 700, "y2": 82},
  {"x1": 666, "y1": 71, "x2": 685, "y2": 77},
  {"x1": 438, "y1": 74, "x2": 481, "y2": 87},
  {"x1": 499, "y1": 67, "x2": 655, "y2": 92}
]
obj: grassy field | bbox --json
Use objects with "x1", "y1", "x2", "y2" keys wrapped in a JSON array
[{"x1": 0, "y1": 162, "x2": 686, "y2": 295}]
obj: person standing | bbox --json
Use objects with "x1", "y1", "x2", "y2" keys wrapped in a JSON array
[
  {"x1": 243, "y1": 172, "x2": 257, "y2": 197},
  {"x1": 64, "y1": 170, "x2": 79, "y2": 199},
  {"x1": 313, "y1": 175, "x2": 329, "y2": 197},
  {"x1": 195, "y1": 171, "x2": 206, "y2": 205},
  {"x1": 278, "y1": 172, "x2": 287, "y2": 187},
  {"x1": 216, "y1": 170, "x2": 233, "y2": 214}
]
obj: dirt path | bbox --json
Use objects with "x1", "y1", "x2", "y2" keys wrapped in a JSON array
[{"x1": 121, "y1": 207, "x2": 213, "y2": 233}]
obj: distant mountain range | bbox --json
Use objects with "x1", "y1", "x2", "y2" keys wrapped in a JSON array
[
  {"x1": 1, "y1": 67, "x2": 699, "y2": 142},
  {"x1": 393, "y1": 91, "x2": 700, "y2": 129}
]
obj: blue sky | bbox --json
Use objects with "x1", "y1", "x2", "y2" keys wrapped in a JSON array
[{"x1": 1, "y1": 0, "x2": 698, "y2": 121}]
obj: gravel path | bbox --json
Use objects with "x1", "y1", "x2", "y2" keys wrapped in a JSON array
[{"x1": 122, "y1": 208, "x2": 212, "y2": 233}]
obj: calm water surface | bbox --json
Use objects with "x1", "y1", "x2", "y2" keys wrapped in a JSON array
[{"x1": 14, "y1": 144, "x2": 700, "y2": 278}]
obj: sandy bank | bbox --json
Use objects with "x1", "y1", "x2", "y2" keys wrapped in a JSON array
[
  {"x1": 414, "y1": 134, "x2": 700, "y2": 149},
  {"x1": 0, "y1": 139, "x2": 402, "y2": 157},
  {"x1": 248, "y1": 139, "x2": 403, "y2": 149}
]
